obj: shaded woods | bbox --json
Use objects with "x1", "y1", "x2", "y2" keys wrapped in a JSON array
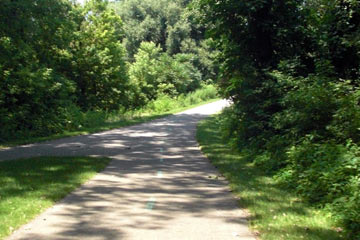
[{"x1": 194, "y1": 0, "x2": 360, "y2": 238}]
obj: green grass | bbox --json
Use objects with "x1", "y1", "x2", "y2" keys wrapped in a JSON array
[
  {"x1": 0, "y1": 156, "x2": 110, "y2": 239},
  {"x1": 197, "y1": 114, "x2": 345, "y2": 240},
  {"x1": 1, "y1": 85, "x2": 219, "y2": 148}
]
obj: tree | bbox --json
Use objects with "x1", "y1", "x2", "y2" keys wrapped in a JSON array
[
  {"x1": 128, "y1": 41, "x2": 162, "y2": 106},
  {"x1": 110, "y1": 0, "x2": 206, "y2": 59},
  {"x1": 0, "y1": 0, "x2": 77, "y2": 137},
  {"x1": 71, "y1": 0, "x2": 131, "y2": 111},
  {"x1": 128, "y1": 41, "x2": 202, "y2": 106},
  {"x1": 194, "y1": 0, "x2": 360, "y2": 236}
]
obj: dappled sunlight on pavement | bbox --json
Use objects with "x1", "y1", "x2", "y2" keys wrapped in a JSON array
[{"x1": 1, "y1": 100, "x2": 254, "y2": 240}]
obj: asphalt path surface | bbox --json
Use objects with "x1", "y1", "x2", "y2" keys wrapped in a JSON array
[{"x1": 1, "y1": 100, "x2": 255, "y2": 240}]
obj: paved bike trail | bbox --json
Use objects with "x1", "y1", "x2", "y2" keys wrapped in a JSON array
[{"x1": 1, "y1": 100, "x2": 255, "y2": 240}]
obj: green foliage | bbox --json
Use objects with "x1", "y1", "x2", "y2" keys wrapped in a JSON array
[
  {"x1": 144, "y1": 84, "x2": 218, "y2": 113},
  {"x1": 71, "y1": 0, "x2": 131, "y2": 111},
  {"x1": 158, "y1": 53, "x2": 201, "y2": 94},
  {"x1": 110, "y1": 0, "x2": 217, "y2": 82},
  {"x1": 0, "y1": 156, "x2": 110, "y2": 239},
  {"x1": 0, "y1": 0, "x2": 77, "y2": 139},
  {"x1": 276, "y1": 140, "x2": 360, "y2": 237},
  {"x1": 1, "y1": 85, "x2": 218, "y2": 147},
  {"x1": 0, "y1": 0, "x2": 132, "y2": 139},
  {"x1": 185, "y1": 84, "x2": 217, "y2": 102},
  {"x1": 195, "y1": 0, "x2": 360, "y2": 237},
  {"x1": 0, "y1": 0, "x2": 218, "y2": 143},
  {"x1": 197, "y1": 113, "x2": 345, "y2": 240},
  {"x1": 128, "y1": 42, "x2": 163, "y2": 105},
  {"x1": 145, "y1": 95, "x2": 178, "y2": 113},
  {"x1": 166, "y1": 17, "x2": 191, "y2": 55},
  {"x1": 328, "y1": 82, "x2": 360, "y2": 143},
  {"x1": 111, "y1": 0, "x2": 199, "y2": 59},
  {"x1": 190, "y1": 39, "x2": 220, "y2": 83},
  {"x1": 129, "y1": 42, "x2": 203, "y2": 106},
  {"x1": 111, "y1": 0, "x2": 180, "y2": 58},
  {"x1": 308, "y1": 0, "x2": 360, "y2": 80},
  {"x1": 271, "y1": 72, "x2": 336, "y2": 140}
]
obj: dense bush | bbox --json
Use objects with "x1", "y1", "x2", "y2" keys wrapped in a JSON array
[
  {"x1": 0, "y1": 0, "x2": 77, "y2": 138},
  {"x1": 195, "y1": 0, "x2": 360, "y2": 237},
  {"x1": 128, "y1": 42, "x2": 163, "y2": 105},
  {"x1": 144, "y1": 84, "x2": 217, "y2": 113},
  {"x1": 129, "y1": 42, "x2": 202, "y2": 106},
  {"x1": 0, "y1": 0, "x2": 132, "y2": 139},
  {"x1": 70, "y1": 0, "x2": 131, "y2": 111},
  {"x1": 158, "y1": 53, "x2": 202, "y2": 94},
  {"x1": 275, "y1": 140, "x2": 360, "y2": 236}
]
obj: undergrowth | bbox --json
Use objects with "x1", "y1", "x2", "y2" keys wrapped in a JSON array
[
  {"x1": 1, "y1": 85, "x2": 218, "y2": 147},
  {"x1": 197, "y1": 113, "x2": 346, "y2": 240}
]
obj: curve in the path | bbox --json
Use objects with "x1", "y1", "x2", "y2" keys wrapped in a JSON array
[{"x1": 1, "y1": 100, "x2": 255, "y2": 240}]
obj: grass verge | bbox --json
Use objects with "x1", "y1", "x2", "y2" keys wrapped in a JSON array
[
  {"x1": 1, "y1": 85, "x2": 219, "y2": 148},
  {"x1": 0, "y1": 156, "x2": 110, "y2": 239},
  {"x1": 196, "y1": 114, "x2": 345, "y2": 240}
]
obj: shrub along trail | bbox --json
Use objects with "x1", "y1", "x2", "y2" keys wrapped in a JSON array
[{"x1": 0, "y1": 100, "x2": 254, "y2": 240}]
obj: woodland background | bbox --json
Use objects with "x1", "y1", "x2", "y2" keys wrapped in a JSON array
[{"x1": 1, "y1": 0, "x2": 359, "y2": 238}]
